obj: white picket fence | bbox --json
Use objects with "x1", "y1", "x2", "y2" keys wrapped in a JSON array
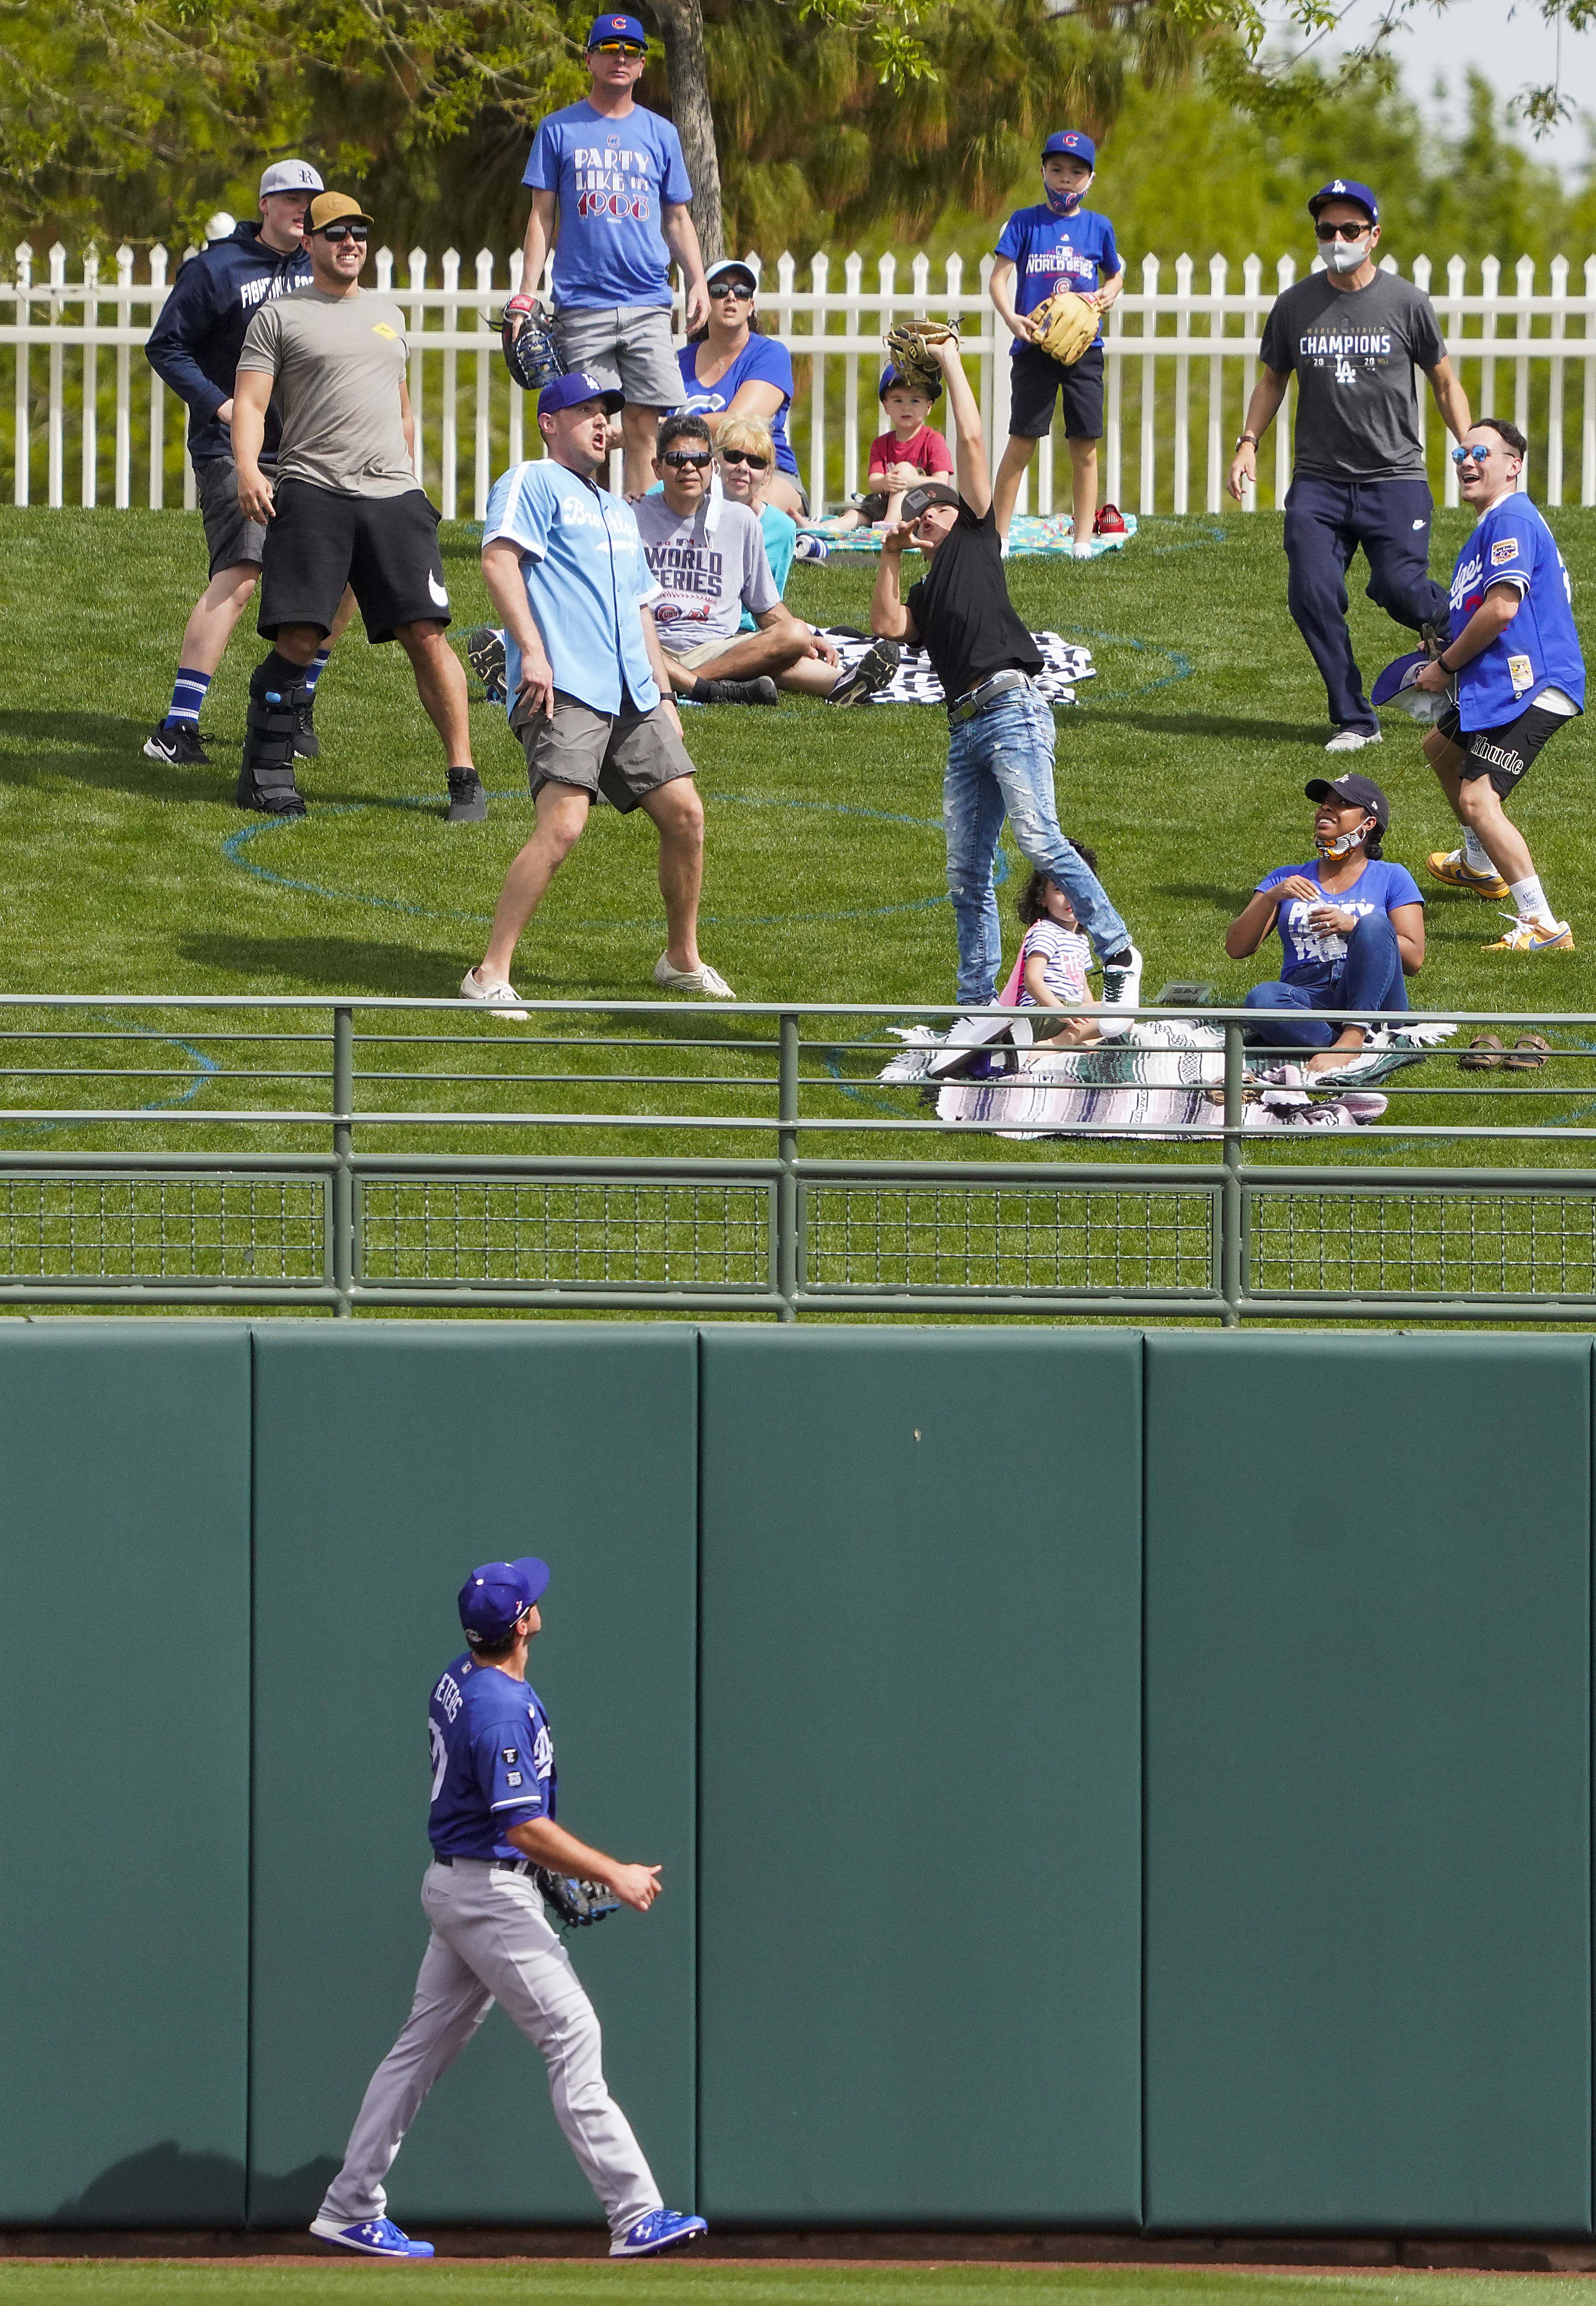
[{"x1": 5, "y1": 240, "x2": 1596, "y2": 520}]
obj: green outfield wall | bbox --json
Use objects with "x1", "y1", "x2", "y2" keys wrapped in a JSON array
[{"x1": 0, "y1": 1322, "x2": 1589, "y2": 2238}]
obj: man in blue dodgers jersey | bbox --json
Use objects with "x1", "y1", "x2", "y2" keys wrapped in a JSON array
[
  {"x1": 506, "y1": 14, "x2": 708, "y2": 497},
  {"x1": 311, "y1": 1556, "x2": 707, "y2": 2262},
  {"x1": 1410, "y1": 418, "x2": 1586, "y2": 952},
  {"x1": 1227, "y1": 180, "x2": 1471, "y2": 753},
  {"x1": 989, "y1": 131, "x2": 1124, "y2": 559},
  {"x1": 460, "y1": 371, "x2": 734, "y2": 1014}
]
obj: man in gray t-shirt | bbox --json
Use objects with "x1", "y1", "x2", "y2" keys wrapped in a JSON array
[
  {"x1": 227, "y1": 190, "x2": 482, "y2": 821},
  {"x1": 1226, "y1": 178, "x2": 1471, "y2": 753}
]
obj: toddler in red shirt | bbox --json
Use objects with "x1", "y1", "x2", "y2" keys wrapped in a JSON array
[{"x1": 826, "y1": 364, "x2": 953, "y2": 531}]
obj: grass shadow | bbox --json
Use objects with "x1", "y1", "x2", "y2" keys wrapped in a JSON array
[
  {"x1": 1087, "y1": 706, "x2": 1331, "y2": 744},
  {"x1": 179, "y1": 931, "x2": 461, "y2": 997},
  {"x1": 0, "y1": 709, "x2": 228, "y2": 803}
]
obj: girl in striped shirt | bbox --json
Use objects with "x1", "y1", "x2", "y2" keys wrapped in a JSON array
[{"x1": 1014, "y1": 858, "x2": 1102, "y2": 1044}]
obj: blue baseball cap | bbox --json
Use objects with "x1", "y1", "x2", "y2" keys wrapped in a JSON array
[
  {"x1": 1043, "y1": 130, "x2": 1096, "y2": 168},
  {"x1": 458, "y1": 1556, "x2": 551, "y2": 1646},
  {"x1": 878, "y1": 361, "x2": 940, "y2": 404},
  {"x1": 539, "y1": 368, "x2": 624, "y2": 416},
  {"x1": 1309, "y1": 178, "x2": 1379, "y2": 224},
  {"x1": 586, "y1": 11, "x2": 647, "y2": 45}
]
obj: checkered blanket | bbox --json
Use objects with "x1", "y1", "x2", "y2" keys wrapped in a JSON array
[{"x1": 823, "y1": 629, "x2": 1095, "y2": 709}]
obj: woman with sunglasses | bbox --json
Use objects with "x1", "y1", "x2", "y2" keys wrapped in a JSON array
[
  {"x1": 1410, "y1": 419, "x2": 1584, "y2": 953},
  {"x1": 674, "y1": 258, "x2": 805, "y2": 520},
  {"x1": 1225, "y1": 178, "x2": 1470, "y2": 753}
]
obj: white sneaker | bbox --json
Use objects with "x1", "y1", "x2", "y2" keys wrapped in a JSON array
[
  {"x1": 1071, "y1": 542, "x2": 1094, "y2": 561},
  {"x1": 1097, "y1": 945, "x2": 1143, "y2": 1034},
  {"x1": 653, "y1": 954, "x2": 737, "y2": 999},
  {"x1": 1324, "y1": 727, "x2": 1383, "y2": 753},
  {"x1": 459, "y1": 967, "x2": 528, "y2": 1021}
]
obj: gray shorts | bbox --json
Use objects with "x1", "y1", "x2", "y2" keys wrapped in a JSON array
[
  {"x1": 513, "y1": 689, "x2": 695, "y2": 815},
  {"x1": 551, "y1": 306, "x2": 682, "y2": 412},
  {"x1": 195, "y1": 453, "x2": 267, "y2": 578}
]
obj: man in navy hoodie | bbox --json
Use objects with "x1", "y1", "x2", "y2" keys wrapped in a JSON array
[{"x1": 143, "y1": 159, "x2": 352, "y2": 769}]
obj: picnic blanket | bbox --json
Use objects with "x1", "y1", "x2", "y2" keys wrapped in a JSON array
[
  {"x1": 802, "y1": 510, "x2": 1138, "y2": 559},
  {"x1": 822, "y1": 628, "x2": 1094, "y2": 708}
]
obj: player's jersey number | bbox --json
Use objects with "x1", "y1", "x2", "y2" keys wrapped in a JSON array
[{"x1": 429, "y1": 1718, "x2": 448, "y2": 1802}]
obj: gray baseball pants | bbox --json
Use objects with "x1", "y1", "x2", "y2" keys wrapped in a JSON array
[{"x1": 317, "y1": 1857, "x2": 662, "y2": 2237}]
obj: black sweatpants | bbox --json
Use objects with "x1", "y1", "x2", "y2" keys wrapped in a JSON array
[{"x1": 1283, "y1": 474, "x2": 1448, "y2": 734}]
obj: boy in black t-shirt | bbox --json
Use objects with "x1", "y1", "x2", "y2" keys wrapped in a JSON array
[{"x1": 867, "y1": 331, "x2": 1141, "y2": 1016}]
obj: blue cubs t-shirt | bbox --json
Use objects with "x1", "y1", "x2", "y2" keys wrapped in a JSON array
[
  {"x1": 523, "y1": 101, "x2": 692, "y2": 311},
  {"x1": 484, "y1": 459, "x2": 662, "y2": 717},
  {"x1": 1255, "y1": 857, "x2": 1424, "y2": 997},
  {"x1": 675, "y1": 336, "x2": 800, "y2": 479},
  {"x1": 994, "y1": 207, "x2": 1120, "y2": 348},
  {"x1": 427, "y1": 1652, "x2": 557, "y2": 1862},
  {"x1": 1447, "y1": 493, "x2": 1586, "y2": 732}
]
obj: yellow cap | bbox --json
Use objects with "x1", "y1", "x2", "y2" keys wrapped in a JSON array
[{"x1": 307, "y1": 191, "x2": 374, "y2": 232}]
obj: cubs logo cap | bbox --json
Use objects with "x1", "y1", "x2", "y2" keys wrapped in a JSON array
[
  {"x1": 901, "y1": 482, "x2": 961, "y2": 518},
  {"x1": 458, "y1": 1556, "x2": 551, "y2": 1645},
  {"x1": 1308, "y1": 178, "x2": 1379, "y2": 223},
  {"x1": 1304, "y1": 771, "x2": 1390, "y2": 830},
  {"x1": 308, "y1": 191, "x2": 374, "y2": 231},
  {"x1": 539, "y1": 368, "x2": 625, "y2": 415},
  {"x1": 586, "y1": 11, "x2": 647, "y2": 44},
  {"x1": 1043, "y1": 130, "x2": 1096, "y2": 167},
  {"x1": 259, "y1": 159, "x2": 324, "y2": 198}
]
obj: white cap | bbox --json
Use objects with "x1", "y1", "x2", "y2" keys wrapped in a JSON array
[{"x1": 259, "y1": 159, "x2": 324, "y2": 198}]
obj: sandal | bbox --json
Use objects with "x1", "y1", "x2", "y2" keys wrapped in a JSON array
[
  {"x1": 1460, "y1": 1034, "x2": 1504, "y2": 1071},
  {"x1": 1505, "y1": 1033, "x2": 1551, "y2": 1072}
]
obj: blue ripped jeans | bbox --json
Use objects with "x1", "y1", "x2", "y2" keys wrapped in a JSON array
[
  {"x1": 1243, "y1": 909, "x2": 1409, "y2": 1051},
  {"x1": 943, "y1": 685, "x2": 1130, "y2": 1005}
]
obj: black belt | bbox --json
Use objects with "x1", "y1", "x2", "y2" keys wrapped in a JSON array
[
  {"x1": 432, "y1": 1853, "x2": 534, "y2": 1875},
  {"x1": 948, "y1": 667, "x2": 1031, "y2": 724}
]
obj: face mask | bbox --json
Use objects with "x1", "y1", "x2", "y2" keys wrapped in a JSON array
[
  {"x1": 1327, "y1": 235, "x2": 1370, "y2": 275},
  {"x1": 1314, "y1": 816, "x2": 1375, "y2": 859},
  {"x1": 1044, "y1": 178, "x2": 1085, "y2": 216}
]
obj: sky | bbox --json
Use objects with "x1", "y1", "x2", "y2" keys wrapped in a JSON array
[{"x1": 1276, "y1": 0, "x2": 1596, "y2": 175}]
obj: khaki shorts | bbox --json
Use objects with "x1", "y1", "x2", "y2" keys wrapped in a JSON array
[
  {"x1": 665, "y1": 636, "x2": 742, "y2": 674},
  {"x1": 550, "y1": 305, "x2": 682, "y2": 412},
  {"x1": 513, "y1": 689, "x2": 694, "y2": 816}
]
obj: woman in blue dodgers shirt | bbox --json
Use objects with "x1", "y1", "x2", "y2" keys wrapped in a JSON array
[
  {"x1": 1412, "y1": 417, "x2": 1586, "y2": 953},
  {"x1": 988, "y1": 129, "x2": 1124, "y2": 557},
  {"x1": 1225, "y1": 773, "x2": 1426, "y2": 1081},
  {"x1": 675, "y1": 257, "x2": 806, "y2": 518}
]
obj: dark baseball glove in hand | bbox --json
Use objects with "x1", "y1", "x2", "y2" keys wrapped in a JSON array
[
  {"x1": 535, "y1": 1868, "x2": 621, "y2": 1927},
  {"x1": 882, "y1": 318, "x2": 960, "y2": 396},
  {"x1": 501, "y1": 299, "x2": 564, "y2": 394}
]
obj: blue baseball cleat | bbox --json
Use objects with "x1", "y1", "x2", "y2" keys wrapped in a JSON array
[
  {"x1": 609, "y1": 2208, "x2": 708, "y2": 2258},
  {"x1": 309, "y1": 2215, "x2": 435, "y2": 2258}
]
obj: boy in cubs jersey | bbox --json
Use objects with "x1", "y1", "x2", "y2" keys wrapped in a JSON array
[
  {"x1": 988, "y1": 130, "x2": 1125, "y2": 557},
  {"x1": 1413, "y1": 418, "x2": 1585, "y2": 952}
]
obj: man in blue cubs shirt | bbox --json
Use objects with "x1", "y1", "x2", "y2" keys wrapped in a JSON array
[
  {"x1": 509, "y1": 14, "x2": 708, "y2": 496},
  {"x1": 312, "y1": 1556, "x2": 706, "y2": 2262},
  {"x1": 989, "y1": 130, "x2": 1124, "y2": 559},
  {"x1": 1413, "y1": 418, "x2": 1586, "y2": 954}
]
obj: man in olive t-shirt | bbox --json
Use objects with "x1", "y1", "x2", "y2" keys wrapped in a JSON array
[
  {"x1": 229, "y1": 191, "x2": 482, "y2": 820},
  {"x1": 1226, "y1": 178, "x2": 1471, "y2": 753}
]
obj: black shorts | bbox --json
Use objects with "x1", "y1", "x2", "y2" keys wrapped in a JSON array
[
  {"x1": 1007, "y1": 341, "x2": 1104, "y2": 442},
  {"x1": 1435, "y1": 700, "x2": 1573, "y2": 798},
  {"x1": 257, "y1": 480, "x2": 450, "y2": 644}
]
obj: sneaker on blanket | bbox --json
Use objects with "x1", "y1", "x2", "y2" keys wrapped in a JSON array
[
  {"x1": 925, "y1": 1010, "x2": 1032, "y2": 1082},
  {"x1": 826, "y1": 636, "x2": 902, "y2": 707},
  {"x1": 1339, "y1": 1091, "x2": 1388, "y2": 1123},
  {"x1": 1096, "y1": 946, "x2": 1143, "y2": 1036}
]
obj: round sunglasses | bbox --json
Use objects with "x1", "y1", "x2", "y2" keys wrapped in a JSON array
[
  {"x1": 719, "y1": 447, "x2": 769, "y2": 469},
  {"x1": 1451, "y1": 443, "x2": 1494, "y2": 464},
  {"x1": 1315, "y1": 220, "x2": 1370, "y2": 241}
]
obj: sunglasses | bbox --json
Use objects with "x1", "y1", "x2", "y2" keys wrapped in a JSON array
[
  {"x1": 713, "y1": 281, "x2": 755, "y2": 300},
  {"x1": 662, "y1": 449, "x2": 712, "y2": 469},
  {"x1": 317, "y1": 222, "x2": 370, "y2": 243},
  {"x1": 719, "y1": 447, "x2": 769, "y2": 469},
  {"x1": 1315, "y1": 220, "x2": 1370, "y2": 241},
  {"x1": 590, "y1": 38, "x2": 645, "y2": 54},
  {"x1": 1452, "y1": 443, "x2": 1493, "y2": 464}
]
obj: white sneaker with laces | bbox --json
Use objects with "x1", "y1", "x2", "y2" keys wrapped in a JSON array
[
  {"x1": 459, "y1": 967, "x2": 528, "y2": 1021},
  {"x1": 1324, "y1": 727, "x2": 1383, "y2": 753},
  {"x1": 653, "y1": 954, "x2": 736, "y2": 999},
  {"x1": 1097, "y1": 945, "x2": 1143, "y2": 1035}
]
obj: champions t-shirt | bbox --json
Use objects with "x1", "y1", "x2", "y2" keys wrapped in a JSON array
[
  {"x1": 907, "y1": 500, "x2": 1043, "y2": 703},
  {"x1": 1447, "y1": 492, "x2": 1586, "y2": 731},
  {"x1": 675, "y1": 335, "x2": 800, "y2": 479},
  {"x1": 993, "y1": 206, "x2": 1120, "y2": 349},
  {"x1": 1259, "y1": 270, "x2": 1446, "y2": 481},
  {"x1": 523, "y1": 100, "x2": 692, "y2": 310},
  {"x1": 236, "y1": 289, "x2": 417, "y2": 497},
  {"x1": 867, "y1": 424, "x2": 954, "y2": 480},
  {"x1": 1254, "y1": 857, "x2": 1424, "y2": 996},
  {"x1": 632, "y1": 491, "x2": 778, "y2": 649}
]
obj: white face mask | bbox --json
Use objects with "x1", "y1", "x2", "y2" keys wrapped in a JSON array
[
  {"x1": 1326, "y1": 234, "x2": 1371, "y2": 275},
  {"x1": 1314, "y1": 815, "x2": 1376, "y2": 859}
]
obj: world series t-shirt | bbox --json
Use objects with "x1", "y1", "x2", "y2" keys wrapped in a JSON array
[
  {"x1": 675, "y1": 335, "x2": 800, "y2": 479},
  {"x1": 632, "y1": 491, "x2": 778, "y2": 650},
  {"x1": 1446, "y1": 492, "x2": 1586, "y2": 732},
  {"x1": 523, "y1": 99, "x2": 692, "y2": 311},
  {"x1": 427, "y1": 1651, "x2": 557, "y2": 1863},
  {"x1": 1259, "y1": 269, "x2": 1446, "y2": 481},
  {"x1": 1254, "y1": 857, "x2": 1424, "y2": 996},
  {"x1": 994, "y1": 206, "x2": 1120, "y2": 350}
]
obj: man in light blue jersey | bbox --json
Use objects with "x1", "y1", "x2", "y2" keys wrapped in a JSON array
[
  {"x1": 1414, "y1": 418, "x2": 1586, "y2": 953},
  {"x1": 311, "y1": 1555, "x2": 706, "y2": 2264}
]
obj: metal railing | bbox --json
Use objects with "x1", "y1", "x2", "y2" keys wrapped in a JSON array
[
  {"x1": 4, "y1": 241, "x2": 1591, "y2": 519},
  {"x1": 5, "y1": 995, "x2": 1596, "y2": 1325}
]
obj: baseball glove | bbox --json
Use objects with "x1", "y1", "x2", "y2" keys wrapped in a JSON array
[
  {"x1": 882, "y1": 318, "x2": 960, "y2": 397},
  {"x1": 501, "y1": 296, "x2": 564, "y2": 394},
  {"x1": 1027, "y1": 290, "x2": 1099, "y2": 368},
  {"x1": 534, "y1": 1868, "x2": 620, "y2": 1928}
]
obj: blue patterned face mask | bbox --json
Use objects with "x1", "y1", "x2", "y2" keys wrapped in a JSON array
[{"x1": 1044, "y1": 178, "x2": 1085, "y2": 216}]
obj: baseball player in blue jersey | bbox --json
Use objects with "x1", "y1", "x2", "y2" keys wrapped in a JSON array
[
  {"x1": 989, "y1": 131, "x2": 1124, "y2": 557},
  {"x1": 311, "y1": 1555, "x2": 706, "y2": 2262},
  {"x1": 1413, "y1": 418, "x2": 1586, "y2": 952}
]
